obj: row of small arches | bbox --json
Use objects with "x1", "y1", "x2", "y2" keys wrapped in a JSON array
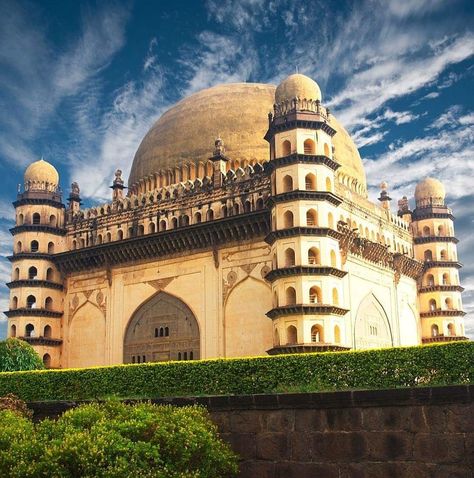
[
  {"x1": 280, "y1": 139, "x2": 330, "y2": 157},
  {"x1": 418, "y1": 224, "x2": 453, "y2": 237},
  {"x1": 10, "y1": 323, "x2": 51, "y2": 338},
  {"x1": 275, "y1": 324, "x2": 341, "y2": 345},
  {"x1": 281, "y1": 173, "x2": 333, "y2": 192},
  {"x1": 73, "y1": 199, "x2": 266, "y2": 249},
  {"x1": 15, "y1": 240, "x2": 55, "y2": 254},
  {"x1": 424, "y1": 273, "x2": 454, "y2": 287},
  {"x1": 423, "y1": 249, "x2": 455, "y2": 262},
  {"x1": 12, "y1": 266, "x2": 56, "y2": 282},
  {"x1": 278, "y1": 247, "x2": 338, "y2": 268},
  {"x1": 427, "y1": 298, "x2": 461, "y2": 311},
  {"x1": 431, "y1": 323, "x2": 457, "y2": 337},
  {"x1": 276, "y1": 286, "x2": 340, "y2": 306},
  {"x1": 282, "y1": 210, "x2": 334, "y2": 229},
  {"x1": 17, "y1": 212, "x2": 58, "y2": 228},
  {"x1": 11, "y1": 295, "x2": 55, "y2": 311}
]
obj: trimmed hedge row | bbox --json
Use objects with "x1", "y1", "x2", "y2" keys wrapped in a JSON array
[{"x1": 0, "y1": 341, "x2": 472, "y2": 401}]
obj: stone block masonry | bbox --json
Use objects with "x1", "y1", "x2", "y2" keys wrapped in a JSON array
[{"x1": 28, "y1": 385, "x2": 473, "y2": 477}]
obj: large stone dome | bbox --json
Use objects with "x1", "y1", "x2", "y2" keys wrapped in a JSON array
[
  {"x1": 24, "y1": 159, "x2": 59, "y2": 188},
  {"x1": 129, "y1": 82, "x2": 366, "y2": 192}
]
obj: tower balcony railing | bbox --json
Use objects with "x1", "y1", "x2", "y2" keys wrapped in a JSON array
[
  {"x1": 421, "y1": 335, "x2": 467, "y2": 344},
  {"x1": 420, "y1": 309, "x2": 466, "y2": 318},
  {"x1": 267, "y1": 343, "x2": 350, "y2": 355}
]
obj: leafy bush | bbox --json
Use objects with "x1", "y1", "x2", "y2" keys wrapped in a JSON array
[
  {"x1": 0, "y1": 338, "x2": 44, "y2": 372},
  {"x1": 0, "y1": 341, "x2": 472, "y2": 402},
  {"x1": 0, "y1": 400, "x2": 238, "y2": 478}
]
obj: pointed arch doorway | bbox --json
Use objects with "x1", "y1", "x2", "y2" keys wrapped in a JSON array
[{"x1": 123, "y1": 291, "x2": 200, "y2": 363}]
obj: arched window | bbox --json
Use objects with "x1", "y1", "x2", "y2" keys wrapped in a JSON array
[
  {"x1": 332, "y1": 288, "x2": 339, "y2": 305},
  {"x1": 72, "y1": 240, "x2": 77, "y2": 250},
  {"x1": 117, "y1": 229, "x2": 124, "y2": 240},
  {"x1": 97, "y1": 234, "x2": 103, "y2": 245},
  {"x1": 311, "y1": 325, "x2": 323, "y2": 342},
  {"x1": 445, "y1": 298, "x2": 453, "y2": 310},
  {"x1": 148, "y1": 222, "x2": 156, "y2": 233},
  {"x1": 45, "y1": 297, "x2": 53, "y2": 310},
  {"x1": 242, "y1": 201, "x2": 250, "y2": 213},
  {"x1": 18, "y1": 214, "x2": 24, "y2": 225},
  {"x1": 26, "y1": 295, "x2": 36, "y2": 309},
  {"x1": 325, "y1": 177, "x2": 332, "y2": 192},
  {"x1": 178, "y1": 352, "x2": 182, "y2": 361},
  {"x1": 190, "y1": 351, "x2": 193, "y2": 360},
  {"x1": 308, "y1": 247, "x2": 320, "y2": 265},
  {"x1": 306, "y1": 209, "x2": 317, "y2": 226},
  {"x1": 180, "y1": 215, "x2": 190, "y2": 227},
  {"x1": 334, "y1": 325, "x2": 341, "y2": 344},
  {"x1": 16, "y1": 241, "x2": 22, "y2": 253},
  {"x1": 43, "y1": 354, "x2": 51, "y2": 368},
  {"x1": 285, "y1": 248, "x2": 296, "y2": 267},
  {"x1": 79, "y1": 237, "x2": 85, "y2": 248},
  {"x1": 206, "y1": 209, "x2": 214, "y2": 221},
  {"x1": 328, "y1": 212, "x2": 334, "y2": 229},
  {"x1": 431, "y1": 324, "x2": 439, "y2": 337},
  {"x1": 171, "y1": 217, "x2": 178, "y2": 228},
  {"x1": 303, "y1": 139, "x2": 315, "y2": 155},
  {"x1": 32, "y1": 213, "x2": 41, "y2": 225},
  {"x1": 159, "y1": 327, "x2": 164, "y2": 337},
  {"x1": 221, "y1": 205, "x2": 228, "y2": 218},
  {"x1": 283, "y1": 210, "x2": 294, "y2": 228},
  {"x1": 423, "y1": 226, "x2": 431, "y2": 236},
  {"x1": 282, "y1": 140, "x2": 291, "y2": 156},
  {"x1": 10, "y1": 324, "x2": 16, "y2": 337},
  {"x1": 442, "y1": 273, "x2": 449, "y2": 285},
  {"x1": 282, "y1": 175, "x2": 293, "y2": 192},
  {"x1": 437, "y1": 225, "x2": 445, "y2": 236},
  {"x1": 286, "y1": 287, "x2": 296, "y2": 305},
  {"x1": 309, "y1": 286, "x2": 322, "y2": 304},
  {"x1": 330, "y1": 250, "x2": 337, "y2": 267},
  {"x1": 159, "y1": 220, "x2": 167, "y2": 232},
  {"x1": 256, "y1": 198, "x2": 264, "y2": 210},
  {"x1": 138, "y1": 225, "x2": 145, "y2": 236},
  {"x1": 13, "y1": 268, "x2": 19, "y2": 280},
  {"x1": 424, "y1": 250, "x2": 433, "y2": 261},
  {"x1": 183, "y1": 352, "x2": 188, "y2": 361},
  {"x1": 286, "y1": 325, "x2": 297, "y2": 344},
  {"x1": 11, "y1": 297, "x2": 18, "y2": 309},
  {"x1": 49, "y1": 214, "x2": 56, "y2": 226},
  {"x1": 25, "y1": 323, "x2": 34, "y2": 337},
  {"x1": 46, "y1": 268, "x2": 53, "y2": 281},
  {"x1": 165, "y1": 327, "x2": 169, "y2": 337},
  {"x1": 429, "y1": 299, "x2": 437, "y2": 311},
  {"x1": 440, "y1": 250, "x2": 447, "y2": 260},
  {"x1": 44, "y1": 325, "x2": 52, "y2": 338},
  {"x1": 192, "y1": 212, "x2": 201, "y2": 224},
  {"x1": 274, "y1": 328, "x2": 280, "y2": 346},
  {"x1": 48, "y1": 242, "x2": 54, "y2": 254},
  {"x1": 323, "y1": 143, "x2": 330, "y2": 157},
  {"x1": 305, "y1": 173, "x2": 316, "y2": 190},
  {"x1": 28, "y1": 266, "x2": 38, "y2": 280},
  {"x1": 233, "y1": 203, "x2": 239, "y2": 215},
  {"x1": 30, "y1": 240, "x2": 39, "y2": 252},
  {"x1": 426, "y1": 274, "x2": 435, "y2": 286},
  {"x1": 447, "y1": 323, "x2": 455, "y2": 336}
]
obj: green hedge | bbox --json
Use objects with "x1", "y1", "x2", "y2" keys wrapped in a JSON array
[{"x1": 0, "y1": 341, "x2": 472, "y2": 401}]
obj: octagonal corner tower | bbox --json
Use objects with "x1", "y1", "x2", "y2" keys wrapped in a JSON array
[{"x1": 129, "y1": 82, "x2": 367, "y2": 196}]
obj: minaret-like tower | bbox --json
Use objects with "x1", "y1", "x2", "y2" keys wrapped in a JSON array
[
  {"x1": 6, "y1": 159, "x2": 66, "y2": 368},
  {"x1": 411, "y1": 178, "x2": 466, "y2": 342},
  {"x1": 264, "y1": 74, "x2": 349, "y2": 354}
]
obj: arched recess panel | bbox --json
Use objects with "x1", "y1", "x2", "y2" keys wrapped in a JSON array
[
  {"x1": 68, "y1": 302, "x2": 106, "y2": 368},
  {"x1": 354, "y1": 294, "x2": 393, "y2": 350},
  {"x1": 124, "y1": 291, "x2": 200, "y2": 363},
  {"x1": 398, "y1": 303, "x2": 419, "y2": 346},
  {"x1": 224, "y1": 277, "x2": 273, "y2": 357}
]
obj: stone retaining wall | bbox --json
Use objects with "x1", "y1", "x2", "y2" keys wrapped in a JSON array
[{"x1": 29, "y1": 385, "x2": 473, "y2": 477}]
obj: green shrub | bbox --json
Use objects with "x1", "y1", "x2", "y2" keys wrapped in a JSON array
[
  {"x1": 0, "y1": 338, "x2": 44, "y2": 372},
  {"x1": 0, "y1": 341, "x2": 472, "y2": 402},
  {"x1": 0, "y1": 401, "x2": 238, "y2": 478}
]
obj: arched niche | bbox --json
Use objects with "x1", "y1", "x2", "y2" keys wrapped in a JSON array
[
  {"x1": 224, "y1": 277, "x2": 273, "y2": 357},
  {"x1": 124, "y1": 291, "x2": 200, "y2": 363},
  {"x1": 354, "y1": 293, "x2": 393, "y2": 350},
  {"x1": 398, "y1": 302, "x2": 420, "y2": 346},
  {"x1": 68, "y1": 302, "x2": 106, "y2": 368}
]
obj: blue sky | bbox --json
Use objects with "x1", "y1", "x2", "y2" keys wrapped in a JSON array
[{"x1": 0, "y1": 0, "x2": 473, "y2": 338}]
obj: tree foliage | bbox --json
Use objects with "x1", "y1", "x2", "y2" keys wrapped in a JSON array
[{"x1": 0, "y1": 338, "x2": 44, "y2": 373}]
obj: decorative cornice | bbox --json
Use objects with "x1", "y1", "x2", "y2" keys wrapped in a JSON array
[
  {"x1": 421, "y1": 336, "x2": 468, "y2": 344},
  {"x1": 6, "y1": 280, "x2": 63, "y2": 291},
  {"x1": 420, "y1": 309, "x2": 466, "y2": 318},
  {"x1": 267, "y1": 343, "x2": 350, "y2": 355},
  {"x1": 265, "y1": 115, "x2": 337, "y2": 140},
  {"x1": 5, "y1": 308, "x2": 63, "y2": 318},
  {"x1": 412, "y1": 209, "x2": 454, "y2": 221},
  {"x1": 13, "y1": 197, "x2": 65, "y2": 208},
  {"x1": 265, "y1": 266, "x2": 347, "y2": 282},
  {"x1": 19, "y1": 336, "x2": 63, "y2": 347},
  {"x1": 418, "y1": 285, "x2": 464, "y2": 294},
  {"x1": 424, "y1": 261, "x2": 463, "y2": 270},
  {"x1": 266, "y1": 190, "x2": 342, "y2": 207},
  {"x1": 54, "y1": 210, "x2": 270, "y2": 274},
  {"x1": 414, "y1": 236, "x2": 459, "y2": 245},
  {"x1": 265, "y1": 153, "x2": 340, "y2": 172},
  {"x1": 266, "y1": 304, "x2": 349, "y2": 319},
  {"x1": 10, "y1": 225, "x2": 67, "y2": 236},
  {"x1": 265, "y1": 227, "x2": 342, "y2": 245},
  {"x1": 7, "y1": 253, "x2": 52, "y2": 263}
]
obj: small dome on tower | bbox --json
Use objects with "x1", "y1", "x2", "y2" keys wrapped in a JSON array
[
  {"x1": 414, "y1": 177, "x2": 445, "y2": 207},
  {"x1": 275, "y1": 73, "x2": 322, "y2": 104},
  {"x1": 24, "y1": 159, "x2": 59, "y2": 191}
]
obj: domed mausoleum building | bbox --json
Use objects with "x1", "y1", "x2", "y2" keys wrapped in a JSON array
[{"x1": 6, "y1": 74, "x2": 466, "y2": 368}]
